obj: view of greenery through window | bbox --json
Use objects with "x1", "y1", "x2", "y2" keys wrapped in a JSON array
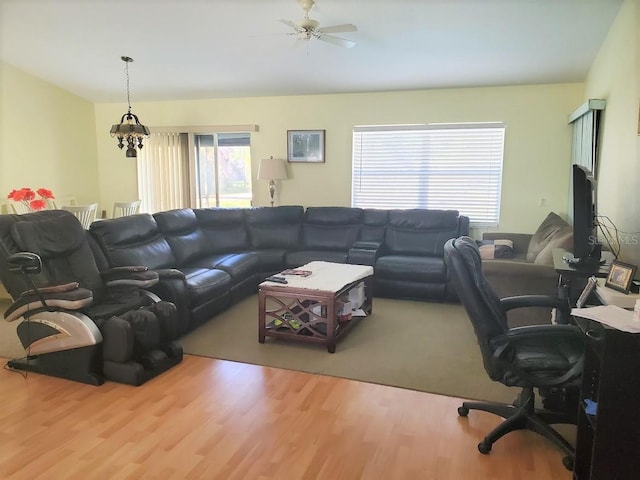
[{"x1": 195, "y1": 133, "x2": 252, "y2": 208}]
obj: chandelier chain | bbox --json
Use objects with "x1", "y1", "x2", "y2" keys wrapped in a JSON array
[{"x1": 124, "y1": 61, "x2": 131, "y2": 113}]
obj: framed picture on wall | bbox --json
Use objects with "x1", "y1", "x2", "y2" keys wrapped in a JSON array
[{"x1": 287, "y1": 130, "x2": 325, "y2": 163}]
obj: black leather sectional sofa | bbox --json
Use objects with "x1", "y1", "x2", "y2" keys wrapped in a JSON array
[{"x1": 88, "y1": 206, "x2": 469, "y2": 334}]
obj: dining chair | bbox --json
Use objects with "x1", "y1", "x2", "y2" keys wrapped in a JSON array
[
  {"x1": 47, "y1": 196, "x2": 77, "y2": 210},
  {"x1": 8, "y1": 200, "x2": 32, "y2": 215},
  {"x1": 62, "y1": 203, "x2": 98, "y2": 229},
  {"x1": 112, "y1": 200, "x2": 141, "y2": 218}
]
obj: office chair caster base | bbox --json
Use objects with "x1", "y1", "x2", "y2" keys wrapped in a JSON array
[{"x1": 478, "y1": 441, "x2": 492, "y2": 454}]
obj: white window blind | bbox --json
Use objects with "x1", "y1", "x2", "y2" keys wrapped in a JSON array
[
  {"x1": 569, "y1": 99, "x2": 605, "y2": 176},
  {"x1": 352, "y1": 123, "x2": 505, "y2": 227}
]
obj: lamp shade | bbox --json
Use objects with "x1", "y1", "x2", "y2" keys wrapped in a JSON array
[{"x1": 257, "y1": 157, "x2": 288, "y2": 180}]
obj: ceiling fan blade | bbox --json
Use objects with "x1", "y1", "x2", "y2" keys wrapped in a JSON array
[
  {"x1": 317, "y1": 24, "x2": 357, "y2": 34},
  {"x1": 318, "y1": 34, "x2": 356, "y2": 48},
  {"x1": 279, "y1": 19, "x2": 304, "y2": 33}
]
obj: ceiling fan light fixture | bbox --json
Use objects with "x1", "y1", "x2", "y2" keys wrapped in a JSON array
[
  {"x1": 280, "y1": 0, "x2": 357, "y2": 49},
  {"x1": 110, "y1": 56, "x2": 150, "y2": 159}
]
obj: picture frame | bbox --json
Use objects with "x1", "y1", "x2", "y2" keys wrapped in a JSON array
[
  {"x1": 605, "y1": 260, "x2": 637, "y2": 294},
  {"x1": 287, "y1": 130, "x2": 325, "y2": 163}
]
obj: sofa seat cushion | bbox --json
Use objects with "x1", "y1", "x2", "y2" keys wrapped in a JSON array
[
  {"x1": 285, "y1": 250, "x2": 348, "y2": 268},
  {"x1": 187, "y1": 253, "x2": 259, "y2": 283},
  {"x1": 376, "y1": 255, "x2": 446, "y2": 283},
  {"x1": 181, "y1": 268, "x2": 232, "y2": 304}
]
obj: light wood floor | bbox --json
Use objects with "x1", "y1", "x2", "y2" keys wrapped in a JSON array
[{"x1": 0, "y1": 355, "x2": 572, "y2": 480}]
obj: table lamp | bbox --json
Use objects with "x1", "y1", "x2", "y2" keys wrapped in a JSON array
[{"x1": 257, "y1": 156, "x2": 288, "y2": 206}]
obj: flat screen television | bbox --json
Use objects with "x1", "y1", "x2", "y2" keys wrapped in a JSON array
[{"x1": 568, "y1": 164, "x2": 601, "y2": 267}]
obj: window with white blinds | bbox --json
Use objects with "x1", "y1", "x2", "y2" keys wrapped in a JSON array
[{"x1": 351, "y1": 123, "x2": 505, "y2": 227}]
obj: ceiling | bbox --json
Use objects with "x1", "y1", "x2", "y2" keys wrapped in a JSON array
[{"x1": 0, "y1": 0, "x2": 623, "y2": 104}]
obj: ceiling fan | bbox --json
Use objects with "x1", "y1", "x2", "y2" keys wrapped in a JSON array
[{"x1": 279, "y1": 0, "x2": 357, "y2": 49}]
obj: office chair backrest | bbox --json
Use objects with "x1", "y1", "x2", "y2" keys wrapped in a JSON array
[
  {"x1": 113, "y1": 200, "x2": 141, "y2": 218},
  {"x1": 444, "y1": 236, "x2": 510, "y2": 376},
  {"x1": 62, "y1": 203, "x2": 98, "y2": 229}
]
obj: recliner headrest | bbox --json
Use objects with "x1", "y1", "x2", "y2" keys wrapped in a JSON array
[{"x1": 11, "y1": 214, "x2": 86, "y2": 259}]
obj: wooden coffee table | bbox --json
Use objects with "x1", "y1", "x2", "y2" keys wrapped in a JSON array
[{"x1": 258, "y1": 261, "x2": 373, "y2": 353}]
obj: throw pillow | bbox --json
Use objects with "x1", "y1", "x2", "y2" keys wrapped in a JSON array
[
  {"x1": 477, "y1": 239, "x2": 515, "y2": 260},
  {"x1": 533, "y1": 229, "x2": 573, "y2": 265},
  {"x1": 526, "y1": 212, "x2": 571, "y2": 262}
]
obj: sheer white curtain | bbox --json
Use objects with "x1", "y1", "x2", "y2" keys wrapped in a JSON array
[{"x1": 137, "y1": 132, "x2": 191, "y2": 213}]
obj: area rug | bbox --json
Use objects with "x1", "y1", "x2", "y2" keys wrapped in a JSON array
[{"x1": 179, "y1": 295, "x2": 516, "y2": 403}]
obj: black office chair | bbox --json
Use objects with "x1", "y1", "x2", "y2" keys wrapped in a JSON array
[
  {"x1": 0, "y1": 210, "x2": 183, "y2": 386},
  {"x1": 444, "y1": 236, "x2": 585, "y2": 470}
]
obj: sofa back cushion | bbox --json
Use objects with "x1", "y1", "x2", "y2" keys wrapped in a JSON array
[
  {"x1": 194, "y1": 208, "x2": 250, "y2": 253},
  {"x1": 154, "y1": 209, "x2": 209, "y2": 266},
  {"x1": 302, "y1": 207, "x2": 363, "y2": 251},
  {"x1": 89, "y1": 213, "x2": 176, "y2": 269},
  {"x1": 385, "y1": 209, "x2": 462, "y2": 256},
  {"x1": 359, "y1": 209, "x2": 388, "y2": 243},
  {"x1": 245, "y1": 206, "x2": 304, "y2": 250}
]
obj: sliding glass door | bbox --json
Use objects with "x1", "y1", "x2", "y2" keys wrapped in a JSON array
[{"x1": 194, "y1": 133, "x2": 252, "y2": 208}]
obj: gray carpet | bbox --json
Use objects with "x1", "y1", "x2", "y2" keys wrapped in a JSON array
[
  {"x1": 0, "y1": 295, "x2": 515, "y2": 403},
  {"x1": 179, "y1": 295, "x2": 516, "y2": 403}
]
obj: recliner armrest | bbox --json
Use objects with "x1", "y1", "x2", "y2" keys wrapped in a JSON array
[
  {"x1": 19, "y1": 281, "x2": 80, "y2": 297},
  {"x1": 4, "y1": 286, "x2": 94, "y2": 322},
  {"x1": 101, "y1": 267, "x2": 159, "y2": 288},
  {"x1": 348, "y1": 241, "x2": 382, "y2": 266},
  {"x1": 352, "y1": 241, "x2": 382, "y2": 250},
  {"x1": 155, "y1": 268, "x2": 186, "y2": 280}
]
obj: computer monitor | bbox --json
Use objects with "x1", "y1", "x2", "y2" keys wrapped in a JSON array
[{"x1": 569, "y1": 164, "x2": 601, "y2": 266}]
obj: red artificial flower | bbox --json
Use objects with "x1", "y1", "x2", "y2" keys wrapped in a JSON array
[
  {"x1": 29, "y1": 199, "x2": 47, "y2": 211},
  {"x1": 36, "y1": 188, "x2": 55, "y2": 199},
  {"x1": 6, "y1": 187, "x2": 55, "y2": 212}
]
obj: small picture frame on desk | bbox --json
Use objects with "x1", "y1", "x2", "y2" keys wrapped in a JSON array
[{"x1": 605, "y1": 260, "x2": 637, "y2": 294}]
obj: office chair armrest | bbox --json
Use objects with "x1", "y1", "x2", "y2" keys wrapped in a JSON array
[
  {"x1": 4, "y1": 286, "x2": 93, "y2": 322},
  {"x1": 504, "y1": 324, "x2": 582, "y2": 341},
  {"x1": 102, "y1": 267, "x2": 159, "y2": 288},
  {"x1": 500, "y1": 295, "x2": 571, "y2": 324},
  {"x1": 500, "y1": 295, "x2": 568, "y2": 311}
]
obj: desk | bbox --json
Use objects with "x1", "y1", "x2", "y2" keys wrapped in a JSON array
[
  {"x1": 553, "y1": 248, "x2": 614, "y2": 307},
  {"x1": 594, "y1": 278, "x2": 640, "y2": 308},
  {"x1": 552, "y1": 248, "x2": 613, "y2": 280},
  {"x1": 573, "y1": 317, "x2": 640, "y2": 479}
]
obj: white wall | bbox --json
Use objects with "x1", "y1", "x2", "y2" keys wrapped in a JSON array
[
  {"x1": 95, "y1": 83, "x2": 582, "y2": 232},
  {"x1": 0, "y1": 62, "x2": 99, "y2": 211},
  {"x1": 584, "y1": 0, "x2": 640, "y2": 265}
]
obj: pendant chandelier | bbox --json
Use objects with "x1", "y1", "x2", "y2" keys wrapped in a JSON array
[{"x1": 110, "y1": 56, "x2": 150, "y2": 158}]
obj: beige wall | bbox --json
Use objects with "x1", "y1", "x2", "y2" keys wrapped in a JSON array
[
  {"x1": 584, "y1": 0, "x2": 640, "y2": 265},
  {"x1": 0, "y1": 62, "x2": 99, "y2": 211},
  {"x1": 95, "y1": 83, "x2": 582, "y2": 232}
]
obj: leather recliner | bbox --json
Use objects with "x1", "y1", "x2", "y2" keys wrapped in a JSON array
[{"x1": 0, "y1": 210, "x2": 183, "y2": 386}]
